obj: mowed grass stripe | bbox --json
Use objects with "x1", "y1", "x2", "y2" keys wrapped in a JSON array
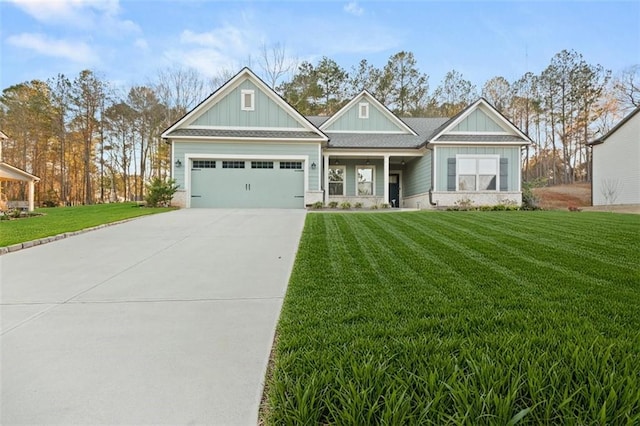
[
  {"x1": 415, "y1": 213, "x2": 631, "y2": 287},
  {"x1": 265, "y1": 212, "x2": 640, "y2": 425},
  {"x1": 447, "y1": 212, "x2": 637, "y2": 273}
]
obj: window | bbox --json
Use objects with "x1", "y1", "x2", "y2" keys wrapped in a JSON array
[
  {"x1": 279, "y1": 161, "x2": 302, "y2": 169},
  {"x1": 222, "y1": 161, "x2": 245, "y2": 169},
  {"x1": 358, "y1": 102, "x2": 369, "y2": 119},
  {"x1": 192, "y1": 160, "x2": 216, "y2": 168},
  {"x1": 241, "y1": 90, "x2": 255, "y2": 111},
  {"x1": 457, "y1": 155, "x2": 498, "y2": 191},
  {"x1": 251, "y1": 161, "x2": 274, "y2": 169},
  {"x1": 328, "y1": 166, "x2": 345, "y2": 195},
  {"x1": 357, "y1": 166, "x2": 374, "y2": 195}
]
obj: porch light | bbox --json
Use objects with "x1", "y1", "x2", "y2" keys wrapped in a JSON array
[
  {"x1": 366, "y1": 159, "x2": 370, "y2": 165},
  {"x1": 334, "y1": 159, "x2": 339, "y2": 165},
  {"x1": 401, "y1": 159, "x2": 406, "y2": 166},
  {"x1": 175, "y1": 159, "x2": 182, "y2": 168},
  {"x1": 311, "y1": 162, "x2": 317, "y2": 170}
]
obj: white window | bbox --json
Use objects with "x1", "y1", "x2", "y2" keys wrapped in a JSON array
[
  {"x1": 457, "y1": 155, "x2": 498, "y2": 191},
  {"x1": 241, "y1": 90, "x2": 255, "y2": 111},
  {"x1": 356, "y1": 166, "x2": 375, "y2": 195},
  {"x1": 328, "y1": 166, "x2": 345, "y2": 195},
  {"x1": 358, "y1": 102, "x2": 369, "y2": 119}
]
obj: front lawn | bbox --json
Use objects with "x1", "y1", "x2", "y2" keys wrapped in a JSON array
[
  {"x1": 264, "y1": 211, "x2": 640, "y2": 424},
  {"x1": 0, "y1": 203, "x2": 173, "y2": 247}
]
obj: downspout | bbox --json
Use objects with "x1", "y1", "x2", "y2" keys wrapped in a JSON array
[{"x1": 426, "y1": 146, "x2": 437, "y2": 206}]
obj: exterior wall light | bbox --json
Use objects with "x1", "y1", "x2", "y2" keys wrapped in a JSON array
[
  {"x1": 311, "y1": 162, "x2": 317, "y2": 170},
  {"x1": 175, "y1": 159, "x2": 182, "y2": 168}
]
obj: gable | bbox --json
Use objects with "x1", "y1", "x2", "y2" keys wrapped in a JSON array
[
  {"x1": 190, "y1": 80, "x2": 304, "y2": 129},
  {"x1": 320, "y1": 92, "x2": 416, "y2": 135},
  {"x1": 162, "y1": 68, "x2": 327, "y2": 141},
  {"x1": 451, "y1": 108, "x2": 507, "y2": 133},
  {"x1": 430, "y1": 99, "x2": 531, "y2": 145}
]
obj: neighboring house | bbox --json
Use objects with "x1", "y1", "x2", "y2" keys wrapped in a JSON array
[
  {"x1": 588, "y1": 107, "x2": 640, "y2": 206},
  {"x1": 0, "y1": 131, "x2": 40, "y2": 212},
  {"x1": 162, "y1": 68, "x2": 531, "y2": 209}
]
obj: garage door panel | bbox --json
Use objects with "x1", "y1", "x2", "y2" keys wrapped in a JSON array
[{"x1": 190, "y1": 160, "x2": 304, "y2": 208}]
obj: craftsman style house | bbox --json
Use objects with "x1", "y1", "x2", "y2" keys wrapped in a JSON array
[{"x1": 162, "y1": 68, "x2": 531, "y2": 209}]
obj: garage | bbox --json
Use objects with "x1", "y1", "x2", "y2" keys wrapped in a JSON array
[{"x1": 189, "y1": 159, "x2": 305, "y2": 208}]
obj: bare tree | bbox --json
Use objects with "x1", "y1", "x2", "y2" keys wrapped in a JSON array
[
  {"x1": 600, "y1": 178, "x2": 622, "y2": 208},
  {"x1": 258, "y1": 42, "x2": 297, "y2": 89},
  {"x1": 154, "y1": 66, "x2": 208, "y2": 122},
  {"x1": 613, "y1": 65, "x2": 640, "y2": 112}
]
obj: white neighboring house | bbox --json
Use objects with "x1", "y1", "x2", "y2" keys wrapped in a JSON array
[
  {"x1": 589, "y1": 107, "x2": 640, "y2": 206},
  {"x1": 0, "y1": 130, "x2": 40, "y2": 212}
]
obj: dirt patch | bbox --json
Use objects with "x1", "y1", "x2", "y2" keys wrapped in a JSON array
[{"x1": 533, "y1": 183, "x2": 591, "y2": 210}]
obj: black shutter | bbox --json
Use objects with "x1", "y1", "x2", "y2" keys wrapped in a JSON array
[
  {"x1": 500, "y1": 158, "x2": 508, "y2": 191},
  {"x1": 447, "y1": 158, "x2": 456, "y2": 191}
]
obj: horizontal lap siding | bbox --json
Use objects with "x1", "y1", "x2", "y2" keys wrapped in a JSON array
[
  {"x1": 435, "y1": 146, "x2": 520, "y2": 192},
  {"x1": 404, "y1": 152, "x2": 431, "y2": 197},
  {"x1": 173, "y1": 141, "x2": 321, "y2": 190}
]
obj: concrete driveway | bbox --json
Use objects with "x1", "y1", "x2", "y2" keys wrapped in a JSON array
[{"x1": 0, "y1": 209, "x2": 306, "y2": 425}]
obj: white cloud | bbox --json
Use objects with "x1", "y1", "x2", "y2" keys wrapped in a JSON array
[
  {"x1": 8, "y1": 0, "x2": 139, "y2": 34},
  {"x1": 10, "y1": 0, "x2": 119, "y2": 23},
  {"x1": 344, "y1": 1, "x2": 364, "y2": 16},
  {"x1": 168, "y1": 24, "x2": 261, "y2": 78},
  {"x1": 134, "y1": 38, "x2": 148, "y2": 50},
  {"x1": 7, "y1": 32, "x2": 99, "y2": 64}
]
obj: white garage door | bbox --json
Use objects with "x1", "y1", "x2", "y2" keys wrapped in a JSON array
[{"x1": 190, "y1": 159, "x2": 305, "y2": 208}]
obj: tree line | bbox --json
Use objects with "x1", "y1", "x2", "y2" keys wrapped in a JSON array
[{"x1": 0, "y1": 47, "x2": 638, "y2": 206}]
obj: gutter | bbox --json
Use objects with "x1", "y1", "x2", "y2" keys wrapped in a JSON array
[{"x1": 426, "y1": 145, "x2": 437, "y2": 206}]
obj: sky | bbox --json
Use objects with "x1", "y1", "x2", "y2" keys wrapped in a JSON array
[{"x1": 1, "y1": 0, "x2": 639, "y2": 93}]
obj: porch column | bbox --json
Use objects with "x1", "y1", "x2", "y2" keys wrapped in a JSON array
[
  {"x1": 28, "y1": 180, "x2": 35, "y2": 212},
  {"x1": 383, "y1": 154, "x2": 390, "y2": 205},
  {"x1": 323, "y1": 154, "x2": 330, "y2": 203}
]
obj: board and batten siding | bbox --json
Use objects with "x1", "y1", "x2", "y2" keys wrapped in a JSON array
[
  {"x1": 191, "y1": 80, "x2": 304, "y2": 129},
  {"x1": 324, "y1": 103, "x2": 406, "y2": 132},
  {"x1": 435, "y1": 146, "x2": 520, "y2": 192},
  {"x1": 403, "y1": 152, "x2": 432, "y2": 197},
  {"x1": 173, "y1": 141, "x2": 321, "y2": 191},
  {"x1": 452, "y1": 108, "x2": 505, "y2": 132}
]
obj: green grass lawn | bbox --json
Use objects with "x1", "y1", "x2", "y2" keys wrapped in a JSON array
[
  {"x1": 264, "y1": 211, "x2": 640, "y2": 424},
  {"x1": 0, "y1": 203, "x2": 173, "y2": 247}
]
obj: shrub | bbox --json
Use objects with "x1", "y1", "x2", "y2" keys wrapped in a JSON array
[
  {"x1": 145, "y1": 178, "x2": 178, "y2": 207},
  {"x1": 370, "y1": 204, "x2": 379, "y2": 210},
  {"x1": 381, "y1": 203, "x2": 390, "y2": 209},
  {"x1": 522, "y1": 178, "x2": 546, "y2": 210},
  {"x1": 311, "y1": 201, "x2": 324, "y2": 209},
  {"x1": 339, "y1": 202, "x2": 352, "y2": 209},
  {"x1": 454, "y1": 198, "x2": 474, "y2": 211},
  {"x1": 328, "y1": 201, "x2": 339, "y2": 209},
  {"x1": 354, "y1": 202, "x2": 363, "y2": 209}
]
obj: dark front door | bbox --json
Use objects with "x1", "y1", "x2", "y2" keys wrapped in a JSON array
[{"x1": 389, "y1": 174, "x2": 400, "y2": 208}]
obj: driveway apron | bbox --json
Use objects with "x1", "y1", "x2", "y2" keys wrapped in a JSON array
[{"x1": 0, "y1": 209, "x2": 306, "y2": 425}]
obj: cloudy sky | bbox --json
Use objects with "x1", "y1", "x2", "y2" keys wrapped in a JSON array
[{"x1": 1, "y1": 0, "x2": 639, "y2": 91}]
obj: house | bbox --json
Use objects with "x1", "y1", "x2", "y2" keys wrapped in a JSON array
[
  {"x1": 0, "y1": 131, "x2": 40, "y2": 212},
  {"x1": 162, "y1": 68, "x2": 531, "y2": 209},
  {"x1": 588, "y1": 107, "x2": 640, "y2": 206}
]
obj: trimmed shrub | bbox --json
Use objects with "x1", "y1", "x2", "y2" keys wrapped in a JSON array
[{"x1": 145, "y1": 178, "x2": 178, "y2": 207}]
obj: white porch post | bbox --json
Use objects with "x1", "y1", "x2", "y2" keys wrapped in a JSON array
[
  {"x1": 28, "y1": 180, "x2": 35, "y2": 212},
  {"x1": 383, "y1": 155, "x2": 390, "y2": 205},
  {"x1": 323, "y1": 154, "x2": 330, "y2": 203}
]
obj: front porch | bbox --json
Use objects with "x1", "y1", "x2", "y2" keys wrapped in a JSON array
[{"x1": 322, "y1": 151, "x2": 422, "y2": 208}]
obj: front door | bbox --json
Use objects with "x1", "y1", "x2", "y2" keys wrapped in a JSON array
[{"x1": 389, "y1": 174, "x2": 400, "y2": 208}]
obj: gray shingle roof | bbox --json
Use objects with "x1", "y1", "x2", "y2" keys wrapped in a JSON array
[
  {"x1": 167, "y1": 128, "x2": 323, "y2": 139},
  {"x1": 435, "y1": 134, "x2": 527, "y2": 143}
]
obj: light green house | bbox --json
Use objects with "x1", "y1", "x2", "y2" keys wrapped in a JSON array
[{"x1": 162, "y1": 68, "x2": 532, "y2": 209}]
